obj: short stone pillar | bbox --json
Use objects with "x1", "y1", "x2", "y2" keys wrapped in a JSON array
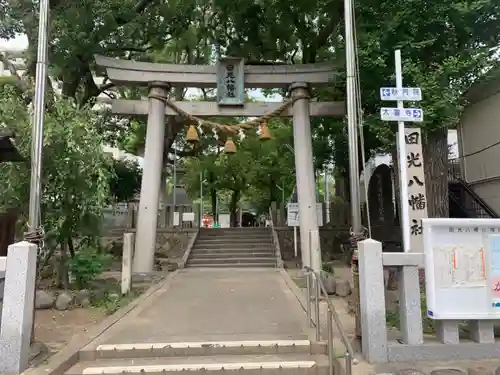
[
  {"x1": 0, "y1": 241, "x2": 37, "y2": 374},
  {"x1": 358, "y1": 239, "x2": 388, "y2": 363},
  {"x1": 121, "y1": 233, "x2": 134, "y2": 295}
]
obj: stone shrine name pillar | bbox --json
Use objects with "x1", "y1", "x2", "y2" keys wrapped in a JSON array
[
  {"x1": 291, "y1": 82, "x2": 322, "y2": 271},
  {"x1": 133, "y1": 82, "x2": 169, "y2": 272}
]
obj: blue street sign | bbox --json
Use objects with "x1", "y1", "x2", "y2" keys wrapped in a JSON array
[
  {"x1": 380, "y1": 87, "x2": 422, "y2": 101},
  {"x1": 380, "y1": 107, "x2": 424, "y2": 122}
]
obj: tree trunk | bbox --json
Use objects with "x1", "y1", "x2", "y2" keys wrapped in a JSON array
[
  {"x1": 229, "y1": 190, "x2": 240, "y2": 227},
  {"x1": 334, "y1": 169, "x2": 348, "y2": 200},
  {"x1": 56, "y1": 244, "x2": 70, "y2": 289},
  {"x1": 208, "y1": 171, "x2": 217, "y2": 218},
  {"x1": 211, "y1": 188, "x2": 217, "y2": 219},
  {"x1": 423, "y1": 127, "x2": 449, "y2": 218}
]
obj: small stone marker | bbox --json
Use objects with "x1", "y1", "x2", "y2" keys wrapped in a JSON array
[{"x1": 0, "y1": 241, "x2": 37, "y2": 374}]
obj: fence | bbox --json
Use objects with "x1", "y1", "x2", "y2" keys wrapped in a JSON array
[
  {"x1": 358, "y1": 239, "x2": 500, "y2": 363},
  {"x1": 102, "y1": 203, "x2": 198, "y2": 230}
]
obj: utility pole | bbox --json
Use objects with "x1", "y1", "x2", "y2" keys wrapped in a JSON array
[
  {"x1": 27, "y1": 0, "x2": 49, "y2": 347},
  {"x1": 344, "y1": 0, "x2": 364, "y2": 339},
  {"x1": 29, "y1": 0, "x2": 49, "y2": 235},
  {"x1": 345, "y1": 0, "x2": 362, "y2": 234}
]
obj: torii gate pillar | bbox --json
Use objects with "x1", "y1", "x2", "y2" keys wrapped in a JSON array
[
  {"x1": 133, "y1": 82, "x2": 169, "y2": 273},
  {"x1": 291, "y1": 82, "x2": 322, "y2": 271}
]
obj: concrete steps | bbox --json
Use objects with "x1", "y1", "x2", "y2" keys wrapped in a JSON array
[
  {"x1": 187, "y1": 228, "x2": 277, "y2": 268},
  {"x1": 195, "y1": 243, "x2": 272, "y2": 250},
  {"x1": 73, "y1": 341, "x2": 328, "y2": 375},
  {"x1": 190, "y1": 252, "x2": 275, "y2": 259}
]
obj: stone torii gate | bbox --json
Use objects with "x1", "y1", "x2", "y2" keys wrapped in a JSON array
[{"x1": 95, "y1": 55, "x2": 345, "y2": 273}]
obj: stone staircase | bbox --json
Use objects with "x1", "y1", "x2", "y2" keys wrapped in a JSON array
[
  {"x1": 71, "y1": 340, "x2": 329, "y2": 375},
  {"x1": 187, "y1": 228, "x2": 277, "y2": 268}
]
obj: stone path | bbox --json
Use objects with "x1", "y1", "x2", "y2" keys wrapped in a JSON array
[{"x1": 86, "y1": 268, "x2": 310, "y2": 346}]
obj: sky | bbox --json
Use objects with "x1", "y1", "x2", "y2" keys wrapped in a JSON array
[{"x1": 0, "y1": 34, "x2": 28, "y2": 51}]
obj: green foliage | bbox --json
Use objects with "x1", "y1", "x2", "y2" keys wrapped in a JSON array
[
  {"x1": 321, "y1": 262, "x2": 333, "y2": 274},
  {"x1": 182, "y1": 119, "x2": 297, "y2": 215},
  {"x1": 2, "y1": 0, "x2": 499, "y2": 219},
  {"x1": 93, "y1": 288, "x2": 143, "y2": 315},
  {"x1": 386, "y1": 293, "x2": 435, "y2": 335},
  {"x1": 0, "y1": 86, "x2": 112, "y2": 245},
  {"x1": 68, "y1": 245, "x2": 112, "y2": 289},
  {"x1": 109, "y1": 158, "x2": 142, "y2": 202}
]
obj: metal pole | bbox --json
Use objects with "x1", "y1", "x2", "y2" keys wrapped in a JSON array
[
  {"x1": 200, "y1": 172, "x2": 203, "y2": 227},
  {"x1": 315, "y1": 275, "x2": 321, "y2": 341},
  {"x1": 28, "y1": 0, "x2": 49, "y2": 232},
  {"x1": 324, "y1": 169, "x2": 330, "y2": 223},
  {"x1": 306, "y1": 273, "x2": 312, "y2": 327},
  {"x1": 327, "y1": 308, "x2": 334, "y2": 375},
  {"x1": 27, "y1": 0, "x2": 49, "y2": 347},
  {"x1": 172, "y1": 146, "x2": 177, "y2": 227},
  {"x1": 345, "y1": 0, "x2": 365, "y2": 340},
  {"x1": 395, "y1": 50, "x2": 411, "y2": 252},
  {"x1": 345, "y1": 0, "x2": 362, "y2": 233},
  {"x1": 293, "y1": 225, "x2": 298, "y2": 258},
  {"x1": 344, "y1": 351, "x2": 353, "y2": 375}
]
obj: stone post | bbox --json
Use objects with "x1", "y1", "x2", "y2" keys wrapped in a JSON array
[
  {"x1": 358, "y1": 239, "x2": 388, "y2": 363},
  {"x1": 0, "y1": 241, "x2": 37, "y2": 374},
  {"x1": 291, "y1": 83, "x2": 321, "y2": 271},
  {"x1": 133, "y1": 82, "x2": 169, "y2": 273},
  {"x1": 122, "y1": 233, "x2": 134, "y2": 295}
]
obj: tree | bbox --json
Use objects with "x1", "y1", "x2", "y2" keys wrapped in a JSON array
[
  {"x1": 109, "y1": 158, "x2": 142, "y2": 203},
  {"x1": 354, "y1": 0, "x2": 500, "y2": 217},
  {"x1": 0, "y1": 86, "x2": 113, "y2": 286}
]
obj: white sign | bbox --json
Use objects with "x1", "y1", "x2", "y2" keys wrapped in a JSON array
[
  {"x1": 219, "y1": 214, "x2": 230, "y2": 228},
  {"x1": 182, "y1": 212, "x2": 195, "y2": 222},
  {"x1": 380, "y1": 87, "x2": 422, "y2": 101},
  {"x1": 380, "y1": 107, "x2": 423, "y2": 122},
  {"x1": 287, "y1": 203, "x2": 323, "y2": 227},
  {"x1": 423, "y1": 218, "x2": 500, "y2": 320},
  {"x1": 404, "y1": 128, "x2": 428, "y2": 253}
]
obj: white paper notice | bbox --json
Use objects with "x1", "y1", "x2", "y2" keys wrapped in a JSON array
[
  {"x1": 433, "y1": 245, "x2": 487, "y2": 289},
  {"x1": 451, "y1": 246, "x2": 486, "y2": 287},
  {"x1": 433, "y1": 245, "x2": 454, "y2": 288}
]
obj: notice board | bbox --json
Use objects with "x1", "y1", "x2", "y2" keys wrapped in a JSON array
[{"x1": 423, "y1": 218, "x2": 500, "y2": 320}]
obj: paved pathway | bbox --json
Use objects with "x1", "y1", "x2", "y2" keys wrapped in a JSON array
[{"x1": 89, "y1": 268, "x2": 309, "y2": 346}]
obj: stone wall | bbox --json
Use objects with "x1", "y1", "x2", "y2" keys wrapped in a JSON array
[
  {"x1": 276, "y1": 225, "x2": 350, "y2": 263},
  {"x1": 102, "y1": 228, "x2": 197, "y2": 268}
]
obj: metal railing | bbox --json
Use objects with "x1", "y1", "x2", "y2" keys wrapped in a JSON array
[{"x1": 304, "y1": 266, "x2": 356, "y2": 375}]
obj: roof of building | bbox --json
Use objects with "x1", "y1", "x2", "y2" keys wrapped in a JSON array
[
  {"x1": 463, "y1": 67, "x2": 500, "y2": 105},
  {"x1": 164, "y1": 186, "x2": 192, "y2": 206},
  {"x1": 0, "y1": 131, "x2": 23, "y2": 162}
]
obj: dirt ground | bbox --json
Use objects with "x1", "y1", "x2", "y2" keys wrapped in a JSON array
[{"x1": 34, "y1": 308, "x2": 107, "y2": 354}]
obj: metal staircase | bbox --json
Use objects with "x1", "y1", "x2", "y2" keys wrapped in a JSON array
[{"x1": 448, "y1": 160, "x2": 498, "y2": 218}]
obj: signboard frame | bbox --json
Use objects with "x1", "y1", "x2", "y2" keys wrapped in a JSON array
[
  {"x1": 380, "y1": 107, "x2": 423, "y2": 122},
  {"x1": 423, "y1": 218, "x2": 500, "y2": 320},
  {"x1": 380, "y1": 87, "x2": 422, "y2": 101},
  {"x1": 287, "y1": 203, "x2": 323, "y2": 227}
]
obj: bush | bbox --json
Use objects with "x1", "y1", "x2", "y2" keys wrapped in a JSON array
[{"x1": 68, "y1": 246, "x2": 112, "y2": 289}]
